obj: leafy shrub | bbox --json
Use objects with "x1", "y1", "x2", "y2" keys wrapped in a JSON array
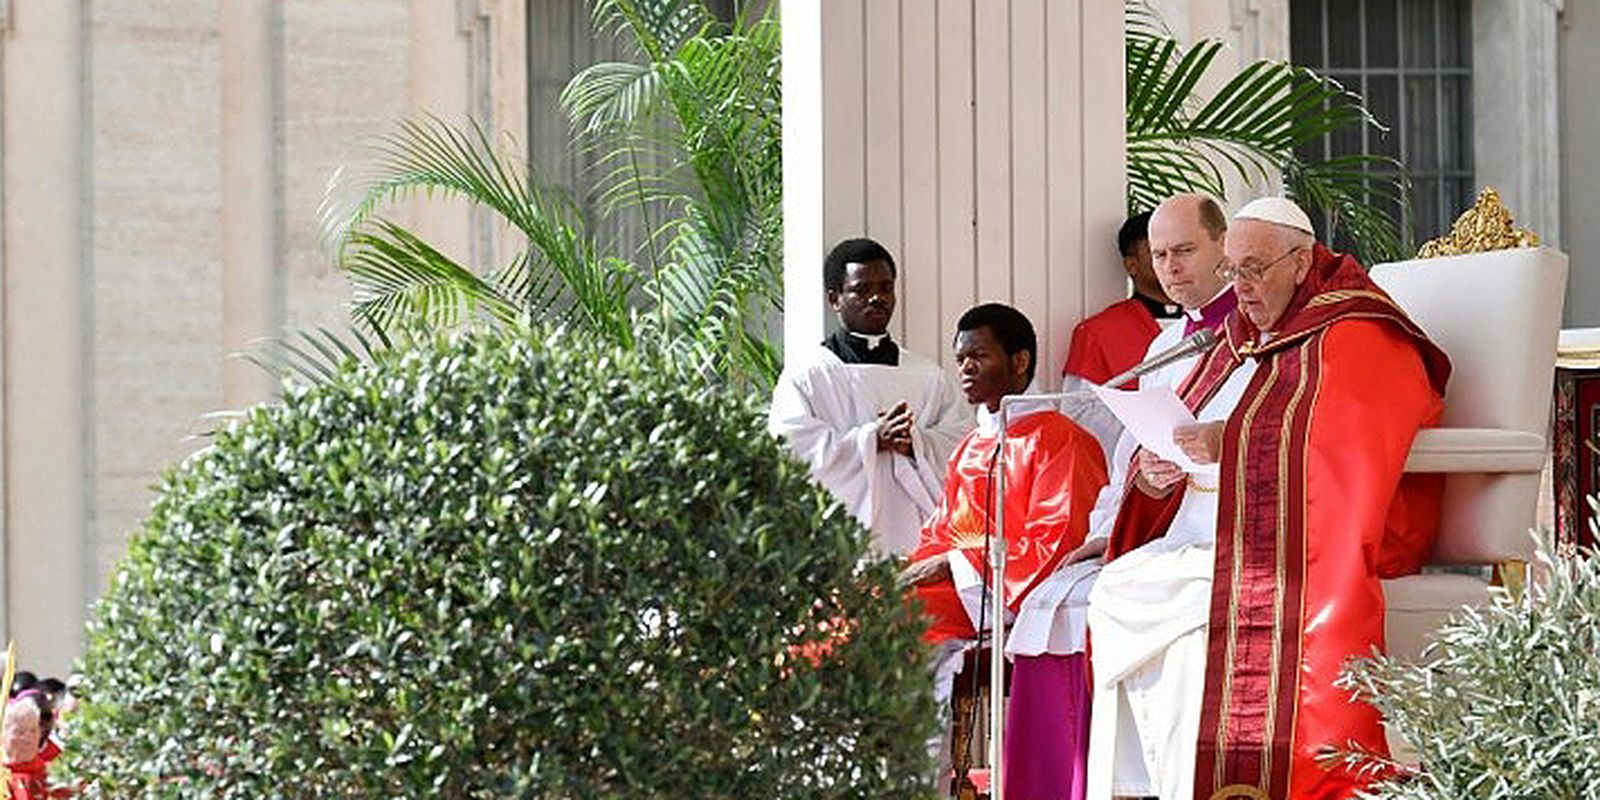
[
  {"x1": 68, "y1": 330, "x2": 935, "y2": 798},
  {"x1": 1338, "y1": 524, "x2": 1600, "y2": 799}
]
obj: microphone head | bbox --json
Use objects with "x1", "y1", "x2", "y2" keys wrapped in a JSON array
[{"x1": 1187, "y1": 328, "x2": 1220, "y2": 353}]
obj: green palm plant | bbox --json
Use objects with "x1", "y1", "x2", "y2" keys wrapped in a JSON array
[
  {"x1": 319, "y1": 0, "x2": 782, "y2": 388},
  {"x1": 563, "y1": 0, "x2": 784, "y2": 383},
  {"x1": 1125, "y1": 2, "x2": 1410, "y2": 264},
  {"x1": 324, "y1": 118, "x2": 637, "y2": 344}
]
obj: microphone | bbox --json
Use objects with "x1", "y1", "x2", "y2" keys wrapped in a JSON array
[{"x1": 1101, "y1": 328, "x2": 1220, "y2": 389}]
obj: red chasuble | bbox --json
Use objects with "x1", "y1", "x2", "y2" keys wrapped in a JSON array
[
  {"x1": 912, "y1": 410, "x2": 1108, "y2": 644},
  {"x1": 1063, "y1": 298, "x2": 1161, "y2": 387},
  {"x1": 5, "y1": 739, "x2": 60, "y2": 800},
  {"x1": 1107, "y1": 245, "x2": 1451, "y2": 800}
]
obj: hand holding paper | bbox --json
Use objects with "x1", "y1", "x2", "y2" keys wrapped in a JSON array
[
  {"x1": 1089, "y1": 383, "x2": 1206, "y2": 472},
  {"x1": 1172, "y1": 421, "x2": 1225, "y2": 465}
]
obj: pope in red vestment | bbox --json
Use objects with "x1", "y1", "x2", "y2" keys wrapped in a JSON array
[{"x1": 1106, "y1": 201, "x2": 1449, "y2": 800}]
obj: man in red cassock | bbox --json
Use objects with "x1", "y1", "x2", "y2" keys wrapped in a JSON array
[
  {"x1": 1086, "y1": 197, "x2": 1450, "y2": 800},
  {"x1": 901, "y1": 302, "x2": 1108, "y2": 800},
  {"x1": 1062, "y1": 212, "x2": 1183, "y2": 389},
  {"x1": 1061, "y1": 212, "x2": 1187, "y2": 457}
]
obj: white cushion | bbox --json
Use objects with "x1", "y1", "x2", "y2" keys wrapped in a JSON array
[
  {"x1": 1404, "y1": 428, "x2": 1545, "y2": 473},
  {"x1": 1371, "y1": 248, "x2": 1567, "y2": 436},
  {"x1": 1381, "y1": 572, "x2": 1495, "y2": 662}
]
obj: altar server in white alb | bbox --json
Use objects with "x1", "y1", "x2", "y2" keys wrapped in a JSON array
[{"x1": 769, "y1": 238, "x2": 973, "y2": 555}]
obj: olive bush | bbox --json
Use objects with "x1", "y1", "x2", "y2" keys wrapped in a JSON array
[
  {"x1": 1338, "y1": 524, "x2": 1600, "y2": 799},
  {"x1": 68, "y1": 330, "x2": 935, "y2": 798}
]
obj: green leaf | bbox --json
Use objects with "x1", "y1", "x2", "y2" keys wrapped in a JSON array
[
  {"x1": 68, "y1": 329, "x2": 938, "y2": 796},
  {"x1": 1125, "y1": 1, "x2": 1406, "y2": 262}
]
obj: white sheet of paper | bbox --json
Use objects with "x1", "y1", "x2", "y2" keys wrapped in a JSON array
[{"x1": 1089, "y1": 383, "x2": 1203, "y2": 472}]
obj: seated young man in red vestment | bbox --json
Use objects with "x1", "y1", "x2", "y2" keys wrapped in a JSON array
[
  {"x1": 1088, "y1": 197, "x2": 1449, "y2": 800},
  {"x1": 901, "y1": 303, "x2": 1108, "y2": 800}
]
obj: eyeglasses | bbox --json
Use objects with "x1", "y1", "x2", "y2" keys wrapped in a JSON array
[{"x1": 1215, "y1": 246, "x2": 1304, "y2": 283}]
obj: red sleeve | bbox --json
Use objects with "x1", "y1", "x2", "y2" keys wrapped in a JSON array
[
  {"x1": 910, "y1": 436, "x2": 969, "y2": 564},
  {"x1": 1106, "y1": 478, "x2": 1183, "y2": 561},
  {"x1": 1005, "y1": 419, "x2": 1109, "y2": 609},
  {"x1": 910, "y1": 436, "x2": 978, "y2": 643},
  {"x1": 1063, "y1": 318, "x2": 1113, "y2": 382},
  {"x1": 1305, "y1": 320, "x2": 1444, "y2": 582}
]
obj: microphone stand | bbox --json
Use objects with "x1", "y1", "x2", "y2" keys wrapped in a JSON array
[{"x1": 989, "y1": 388, "x2": 1082, "y2": 800}]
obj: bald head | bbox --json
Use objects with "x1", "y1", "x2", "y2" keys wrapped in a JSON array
[
  {"x1": 1154, "y1": 193, "x2": 1227, "y2": 239},
  {"x1": 1147, "y1": 194, "x2": 1229, "y2": 310}
]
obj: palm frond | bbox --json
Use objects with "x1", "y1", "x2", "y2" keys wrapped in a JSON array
[
  {"x1": 561, "y1": 60, "x2": 677, "y2": 136},
  {"x1": 240, "y1": 325, "x2": 401, "y2": 388},
  {"x1": 1127, "y1": 141, "x2": 1230, "y2": 212},
  {"x1": 1126, "y1": 37, "x2": 1224, "y2": 137},
  {"x1": 588, "y1": 0, "x2": 713, "y2": 62},
  {"x1": 344, "y1": 219, "x2": 522, "y2": 332},
  {"x1": 1125, "y1": 0, "x2": 1172, "y2": 45},
  {"x1": 645, "y1": 217, "x2": 776, "y2": 384},
  {"x1": 322, "y1": 116, "x2": 648, "y2": 344},
  {"x1": 1185, "y1": 65, "x2": 1373, "y2": 153},
  {"x1": 565, "y1": 16, "x2": 781, "y2": 234},
  {"x1": 558, "y1": 254, "x2": 642, "y2": 346},
  {"x1": 1123, "y1": 3, "x2": 1406, "y2": 260},
  {"x1": 489, "y1": 250, "x2": 555, "y2": 314},
  {"x1": 557, "y1": 3, "x2": 782, "y2": 387},
  {"x1": 315, "y1": 0, "x2": 784, "y2": 390},
  {"x1": 1284, "y1": 155, "x2": 1411, "y2": 264},
  {"x1": 322, "y1": 116, "x2": 583, "y2": 253}
]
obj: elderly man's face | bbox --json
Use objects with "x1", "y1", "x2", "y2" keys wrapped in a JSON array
[
  {"x1": 1224, "y1": 219, "x2": 1312, "y2": 331},
  {"x1": 1148, "y1": 203, "x2": 1227, "y2": 310}
]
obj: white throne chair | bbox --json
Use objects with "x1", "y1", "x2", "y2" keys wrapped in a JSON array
[{"x1": 1368, "y1": 246, "x2": 1568, "y2": 662}]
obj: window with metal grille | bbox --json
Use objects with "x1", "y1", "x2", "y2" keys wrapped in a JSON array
[
  {"x1": 526, "y1": 1, "x2": 739, "y2": 259},
  {"x1": 1290, "y1": 0, "x2": 1473, "y2": 250}
]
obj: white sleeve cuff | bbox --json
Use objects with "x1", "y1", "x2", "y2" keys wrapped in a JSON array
[{"x1": 949, "y1": 551, "x2": 989, "y2": 633}]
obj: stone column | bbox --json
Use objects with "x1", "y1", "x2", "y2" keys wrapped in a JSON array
[
  {"x1": 220, "y1": 0, "x2": 284, "y2": 407},
  {"x1": 779, "y1": 0, "x2": 826, "y2": 354},
  {"x1": 1228, "y1": 0, "x2": 1291, "y2": 63},
  {"x1": 1561, "y1": 0, "x2": 1600, "y2": 324},
  {"x1": 1474, "y1": 0, "x2": 1563, "y2": 245},
  {"x1": 407, "y1": 0, "x2": 478, "y2": 268},
  {"x1": 1146, "y1": 0, "x2": 1289, "y2": 60},
  {"x1": 486, "y1": 0, "x2": 528, "y2": 267},
  {"x1": 1, "y1": 0, "x2": 90, "y2": 673}
]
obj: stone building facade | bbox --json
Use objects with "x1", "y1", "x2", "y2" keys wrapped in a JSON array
[
  {"x1": 1, "y1": 0, "x2": 528, "y2": 673},
  {"x1": 1150, "y1": 0, "x2": 1587, "y2": 325}
]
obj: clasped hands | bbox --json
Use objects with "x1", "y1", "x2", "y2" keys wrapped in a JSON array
[
  {"x1": 875, "y1": 400, "x2": 916, "y2": 457},
  {"x1": 1135, "y1": 420, "x2": 1224, "y2": 495}
]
